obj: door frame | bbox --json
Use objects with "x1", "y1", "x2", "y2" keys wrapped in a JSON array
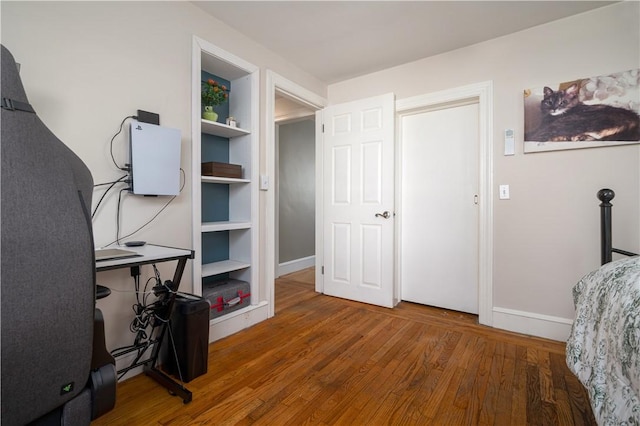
[
  {"x1": 265, "y1": 70, "x2": 327, "y2": 317},
  {"x1": 396, "y1": 81, "x2": 494, "y2": 326}
]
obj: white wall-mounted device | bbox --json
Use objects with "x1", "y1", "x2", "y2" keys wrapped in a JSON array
[
  {"x1": 504, "y1": 129, "x2": 515, "y2": 156},
  {"x1": 129, "y1": 121, "x2": 181, "y2": 196}
]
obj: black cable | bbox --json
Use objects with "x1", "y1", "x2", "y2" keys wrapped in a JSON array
[
  {"x1": 110, "y1": 264, "x2": 179, "y2": 381},
  {"x1": 92, "y1": 174, "x2": 128, "y2": 219},
  {"x1": 153, "y1": 264, "x2": 161, "y2": 285},
  {"x1": 149, "y1": 265, "x2": 161, "y2": 301},
  {"x1": 115, "y1": 187, "x2": 129, "y2": 246},
  {"x1": 135, "y1": 272, "x2": 141, "y2": 307},
  {"x1": 94, "y1": 177, "x2": 128, "y2": 188},
  {"x1": 110, "y1": 277, "x2": 159, "y2": 360},
  {"x1": 110, "y1": 115, "x2": 136, "y2": 170},
  {"x1": 103, "y1": 168, "x2": 186, "y2": 247},
  {"x1": 143, "y1": 276, "x2": 157, "y2": 307},
  {"x1": 166, "y1": 323, "x2": 185, "y2": 384}
]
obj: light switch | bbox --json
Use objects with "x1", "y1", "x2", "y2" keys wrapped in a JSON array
[
  {"x1": 499, "y1": 184, "x2": 510, "y2": 200},
  {"x1": 260, "y1": 174, "x2": 269, "y2": 191}
]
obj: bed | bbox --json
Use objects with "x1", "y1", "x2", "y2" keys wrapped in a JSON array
[{"x1": 566, "y1": 188, "x2": 639, "y2": 424}]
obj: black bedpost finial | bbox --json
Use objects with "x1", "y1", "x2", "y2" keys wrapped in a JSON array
[
  {"x1": 598, "y1": 188, "x2": 614, "y2": 265},
  {"x1": 597, "y1": 188, "x2": 615, "y2": 205}
]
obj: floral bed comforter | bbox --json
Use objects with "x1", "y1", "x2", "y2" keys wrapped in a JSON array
[{"x1": 567, "y1": 256, "x2": 640, "y2": 425}]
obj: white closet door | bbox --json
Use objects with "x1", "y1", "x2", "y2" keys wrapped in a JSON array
[{"x1": 400, "y1": 101, "x2": 480, "y2": 314}]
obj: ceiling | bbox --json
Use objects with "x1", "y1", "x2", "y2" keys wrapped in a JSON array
[{"x1": 191, "y1": 1, "x2": 616, "y2": 84}]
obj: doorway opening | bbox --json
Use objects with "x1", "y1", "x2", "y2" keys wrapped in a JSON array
[
  {"x1": 265, "y1": 70, "x2": 327, "y2": 317},
  {"x1": 275, "y1": 94, "x2": 316, "y2": 278}
]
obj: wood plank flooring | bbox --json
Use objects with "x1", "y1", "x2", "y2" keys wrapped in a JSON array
[{"x1": 92, "y1": 268, "x2": 596, "y2": 425}]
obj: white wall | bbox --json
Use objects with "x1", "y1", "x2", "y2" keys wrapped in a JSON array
[
  {"x1": 1, "y1": 1, "x2": 326, "y2": 372},
  {"x1": 328, "y1": 2, "x2": 640, "y2": 338}
]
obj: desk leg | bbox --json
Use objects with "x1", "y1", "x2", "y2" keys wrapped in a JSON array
[
  {"x1": 170, "y1": 256, "x2": 188, "y2": 290},
  {"x1": 147, "y1": 257, "x2": 193, "y2": 403},
  {"x1": 148, "y1": 257, "x2": 188, "y2": 369},
  {"x1": 144, "y1": 365, "x2": 192, "y2": 404}
]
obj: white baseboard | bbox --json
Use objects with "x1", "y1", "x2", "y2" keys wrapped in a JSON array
[
  {"x1": 492, "y1": 307, "x2": 574, "y2": 342},
  {"x1": 208, "y1": 301, "x2": 269, "y2": 342},
  {"x1": 277, "y1": 255, "x2": 315, "y2": 277}
]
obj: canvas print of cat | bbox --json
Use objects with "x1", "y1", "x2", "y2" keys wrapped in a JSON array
[{"x1": 524, "y1": 69, "x2": 640, "y2": 153}]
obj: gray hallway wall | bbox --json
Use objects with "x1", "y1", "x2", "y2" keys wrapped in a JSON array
[{"x1": 278, "y1": 118, "x2": 315, "y2": 264}]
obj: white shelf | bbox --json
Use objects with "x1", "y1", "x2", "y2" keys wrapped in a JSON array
[
  {"x1": 193, "y1": 37, "x2": 261, "y2": 337},
  {"x1": 201, "y1": 176, "x2": 250, "y2": 184},
  {"x1": 202, "y1": 260, "x2": 251, "y2": 277},
  {"x1": 202, "y1": 221, "x2": 251, "y2": 232},
  {"x1": 201, "y1": 119, "x2": 250, "y2": 138}
]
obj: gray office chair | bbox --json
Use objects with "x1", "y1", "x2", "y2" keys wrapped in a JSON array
[{"x1": 1, "y1": 44, "x2": 116, "y2": 425}]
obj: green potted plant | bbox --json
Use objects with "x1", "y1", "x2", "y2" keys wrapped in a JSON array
[{"x1": 201, "y1": 79, "x2": 229, "y2": 122}]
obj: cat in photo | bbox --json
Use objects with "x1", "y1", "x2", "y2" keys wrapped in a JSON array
[{"x1": 526, "y1": 83, "x2": 640, "y2": 142}]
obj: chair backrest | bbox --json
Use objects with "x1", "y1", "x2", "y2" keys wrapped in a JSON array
[{"x1": 1, "y1": 44, "x2": 96, "y2": 425}]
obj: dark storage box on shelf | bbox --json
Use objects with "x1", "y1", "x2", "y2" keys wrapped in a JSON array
[
  {"x1": 202, "y1": 279, "x2": 251, "y2": 319},
  {"x1": 201, "y1": 161, "x2": 242, "y2": 179}
]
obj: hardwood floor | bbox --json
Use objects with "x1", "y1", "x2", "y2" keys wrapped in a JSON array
[{"x1": 93, "y1": 268, "x2": 596, "y2": 425}]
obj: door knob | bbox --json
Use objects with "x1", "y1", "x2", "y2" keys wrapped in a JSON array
[{"x1": 375, "y1": 211, "x2": 391, "y2": 219}]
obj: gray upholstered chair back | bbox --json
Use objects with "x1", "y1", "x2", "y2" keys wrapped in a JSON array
[{"x1": 1, "y1": 44, "x2": 97, "y2": 425}]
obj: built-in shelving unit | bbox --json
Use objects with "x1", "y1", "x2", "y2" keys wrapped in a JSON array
[{"x1": 192, "y1": 36, "x2": 266, "y2": 342}]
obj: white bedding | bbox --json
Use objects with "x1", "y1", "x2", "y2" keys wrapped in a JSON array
[{"x1": 566, "y1": 256, "x2": 640, "y2": 424}]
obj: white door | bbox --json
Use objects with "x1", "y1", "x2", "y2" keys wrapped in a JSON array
[
  {"x1": 400, "y1": 101, "x2": 480, "y2": 314},
  {"x1": 320, "y1": 93, "x2": 395, "y2": 308}
]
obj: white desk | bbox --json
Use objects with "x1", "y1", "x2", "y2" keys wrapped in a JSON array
[
  {"x1": 96, "y1": 244, "x2": 195, "y2": 403},
  {"x1": 95, "y1": 244, "x2": 193, "y2": 272}
]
